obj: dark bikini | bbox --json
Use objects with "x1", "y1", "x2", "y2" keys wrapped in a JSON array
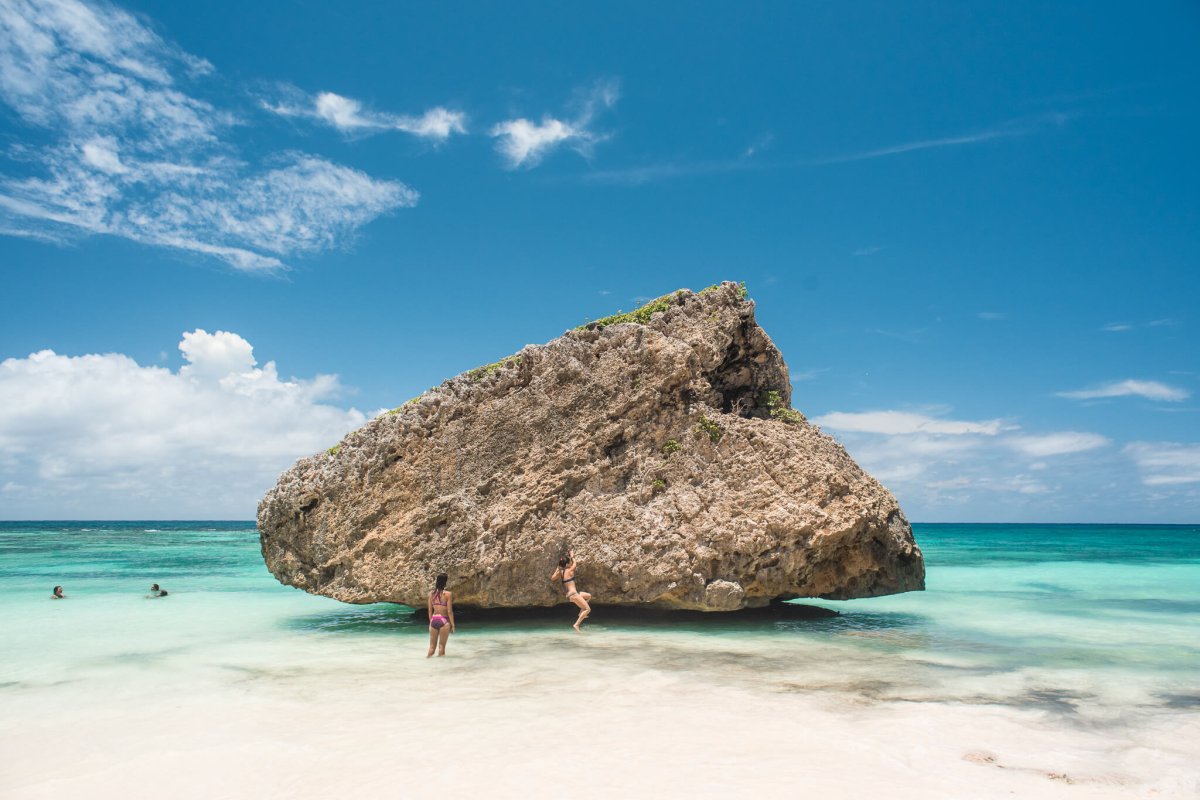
[
  {"x1": 430, "y1": 589, "x2": 450, "y2": 629},
  {"x1": 562, "y1": 572, "x2": 579, "y2": 598}
]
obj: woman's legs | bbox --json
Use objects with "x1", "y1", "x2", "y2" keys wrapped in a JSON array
[
  {"x1": 427, "y1": 625, "x2": 439, "y2": 657},
  {"x1": 436, "y1": 623, "x2": 451, "y2": 656},
  {"x1": 570, "y1": 593, "x2": 591, "y2": 631}
]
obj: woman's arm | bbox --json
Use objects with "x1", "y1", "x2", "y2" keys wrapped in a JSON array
[
  {"x1": 427, "y1": 593, "x2": 432, "y2": 619},
  {"x1": 447, "y1": 592, "x2": 455, "y2": 633},
  {"x1": 551, "y1": 567, "x2": 562, "y2": 582}
]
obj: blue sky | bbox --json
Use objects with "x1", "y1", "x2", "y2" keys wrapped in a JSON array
[{"x1": 0, "y1": 0, "x2": 1197, "y2": 521}]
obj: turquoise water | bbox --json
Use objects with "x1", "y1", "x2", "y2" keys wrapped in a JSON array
[
  {"x1": 4, "y1": 521, "x2": 1198, "y2": 675},
  {"x1": 2, "y1": 522, "x2": 1198, "y2": 798},
  {"x1": 3, "y1": 522, "x2": 1199, "y2": 681}
]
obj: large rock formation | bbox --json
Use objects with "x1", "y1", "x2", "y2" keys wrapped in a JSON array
[{"x1": 258, "y1": 282, "x2": 924, "y2": 610}]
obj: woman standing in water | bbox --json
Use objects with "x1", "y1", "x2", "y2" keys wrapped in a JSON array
[
  {"x1": 552, "y1": 550, "x2": 592, "y2": 631},
  {"x1": 427, "y1": 574, "x2": 455, "y2": 657}
]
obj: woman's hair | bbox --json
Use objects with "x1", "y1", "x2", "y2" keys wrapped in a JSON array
[
  {"x1": 151, "y1": 584, "x2": 159, "y2": 591},
  {"x1": 558, "y1": 556, "x2": 569, "y2": 570},
  {"x1": 53, "y1": 585, "x2": 62, "y2": 593},
  {"x1": 434, "y1": 573, "x2": 448, "y2": 591}
]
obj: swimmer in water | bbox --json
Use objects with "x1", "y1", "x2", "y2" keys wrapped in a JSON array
[
  {"x1": 51, "y1": 585, "x2": 65, "y2": 599},
  {"x1": 148, "y1": 583, "x2": 168, "y2": 597},
  {"x1": 427, "y1": 573, "x2": 455, "y2": 657},
  {"x1": 551, "y1": 550, "x2": 592, "y2": 632}
]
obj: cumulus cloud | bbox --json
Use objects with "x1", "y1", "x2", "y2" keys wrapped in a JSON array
[
  {"x1": 1124, "y1": 442, "x2": 1200, "y2": 486},
  {"x1": 0, "y1": 330, "x2": 366, "y2": 517},
  {"x1": 265, "y1": 89, "x2": 466, "y2": 140},
  {"x1": 491, "y1": 79, "x2": 619, "y2": 168},
  {"x1": 811, "y1": 407, "x2": 1126, "y2": 518},
  {"x1": 0, "y1": 0, "x2": 417, "y2": 270},
  {"x1": 1057, "y1": 379, "x2": 1190, "y2": 402}
]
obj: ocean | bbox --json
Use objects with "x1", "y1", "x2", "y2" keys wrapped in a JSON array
[{"x1": 1, "y1": 522, "x2": 1197, "y2": 799}]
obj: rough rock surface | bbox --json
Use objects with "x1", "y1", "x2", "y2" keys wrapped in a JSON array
[{"x1": 258, "y1": 283, "x2": 924, "y2": 610}]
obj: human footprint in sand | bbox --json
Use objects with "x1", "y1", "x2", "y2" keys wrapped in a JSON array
[
  {"x1": 552, "y1": 551, "x2": 592, "y2": 631},
  {"x1": 427, "y1": 573, "x2": 455, "y2": 657}
]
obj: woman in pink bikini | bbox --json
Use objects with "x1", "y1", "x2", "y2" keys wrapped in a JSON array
[
  {"x1": 426, "y1": 573, "x2": 455, "y2": 657},
  {"x1": 551, "y1": 550, "x2": 592, "y2": 631}
]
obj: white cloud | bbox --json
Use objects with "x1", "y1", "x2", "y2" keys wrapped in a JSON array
[
  {"x1": 1124, "y1": 442, "x2": 1200, "y2": 486},
  {"x1": 266, "y1": 89, "x2": 467, "y2": 140},
  {"x1": 0, "y1": 330, "x2": 366, "y2": 517},
  {"x1": 491, "y1": 118, "x2": 576, "y2": 167},
  {"x1": 814, "y1": 410, "x2": 1008, "y2": 436},
  {"x1": 1103, "y1": 319, "x2": 1181, "y2": 332},
  {"x1": 491, "y1": 79, "x2": 619, "y2": 168},
  {"x1": 742, "y1": 133, "x2": 773, "y2": 158},
  {"x1": 583, "y1": 112, "x2": 1073, "y2": 186},
  {"x1": 1057, "y1": 379, "x2": 1190, "y2": 402},
  {"x1": 808, "y1": 407, "x2": 1145, "y2": 519},
  {"x1": 0, "y1": 0, "x2": 416, "y2": 270},
  {"x1": 1005, "y1": 432, "x2": 1110, "y2": 457},
  {"x1": 812, "y1": 112, "x2": 1070, "y2": 165}
]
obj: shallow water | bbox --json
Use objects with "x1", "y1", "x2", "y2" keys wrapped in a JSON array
[{"x1": 1, "y1": 522, "x2": 1198, "y2": 798}]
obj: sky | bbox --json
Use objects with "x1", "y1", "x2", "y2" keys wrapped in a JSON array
[{"x1": 0, "y1": 0, "x2": 1197, "y2": 522}]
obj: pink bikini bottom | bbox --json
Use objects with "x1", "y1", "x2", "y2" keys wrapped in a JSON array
[{"x1": 430, "y1": 615, "x2": 448, "y2": 630}]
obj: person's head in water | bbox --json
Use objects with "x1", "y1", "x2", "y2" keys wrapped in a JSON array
[
  {"x1": 52, "y1": 585, "x2": 64, "y2": 599},
  {"x1": 435, "y1": 574, "x2": 447, "y2": 592},
  {"x1": 151, "y1": 584, "x2": 159, "y2": 592}
]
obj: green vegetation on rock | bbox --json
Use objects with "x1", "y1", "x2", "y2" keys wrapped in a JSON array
[
  {"x1": 661, "y1": 438, "x2": 681, "y2": 457},
  {"x1": 581, "y1": 282, "x2": 748, "y2": 331},
  {"x1": 579, "y1": 293, "x2": 677, "y2": 330},
  {"x1": 758, "y1": 389, "x2": 803, "y2": 424},
  {"x1": 696, "y1": 415, "x2": 723, "y2": 442},
  {"x1": 467, "y1": 355, "x2": 522, "y2": 382},
  {"x1": 386, "y1": 396, "x2": 423, "y2": 415},
  {"x1": 699, "y1": 280, "x2": 748, "y2": 300}
]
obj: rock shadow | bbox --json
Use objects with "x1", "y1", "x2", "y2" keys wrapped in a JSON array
[{"x1": 439, "y1": 601, "x2": 838, "y2": 629}]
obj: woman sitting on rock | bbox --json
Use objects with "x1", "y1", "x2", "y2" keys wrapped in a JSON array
[
  {"x1": 427, "y1": 573, "x2": 455, "y2": 657},
  {"x1": 552, "y1": 551, "x2": 592, "y2": 632}
]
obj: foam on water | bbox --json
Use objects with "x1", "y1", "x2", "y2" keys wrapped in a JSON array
[{"x1": 1, "y1": 522, "x2": 1198, "y2": 798}]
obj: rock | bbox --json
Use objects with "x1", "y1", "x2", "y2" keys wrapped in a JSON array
[{"x1": 257, "y1": 282, "x2": 924, "y2": 610}]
